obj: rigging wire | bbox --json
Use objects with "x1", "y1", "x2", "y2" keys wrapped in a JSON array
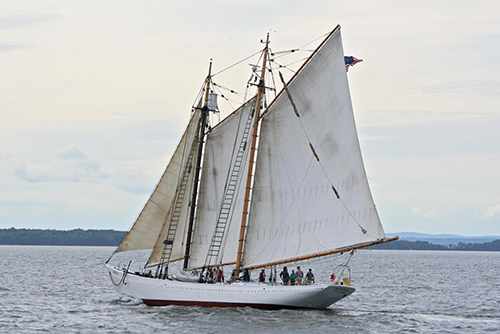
[
  {"x1": 271, "y1": 49, "x2": 313, "y2": 60},
  {"x1": 212, "y1": 81, "x2": 249, "y2": 109},
  {"x1": 296, "y1": 32, "x2": 330, "y2": 51},
  {"x1": 211, "y1": 49, "x2": 264, "y2": 77},
  {"x1": 272, "y1": 57, "x2": 310, "y2": 72},
  {"x1": 267, "y1": 47, "x2": 278, "y2": 102},
  {"x1": 212, "y1": 82, "x2": 238, "y2": 95},
  {"x1": 243, "y1": 49, "x2": 265, "y2": 102},
  {"x1": 211, "y1": 31, "x2": 326, "y2": 78},
  {"x1": 213, "y1": 84, "x2": 237, "y2": 111}
]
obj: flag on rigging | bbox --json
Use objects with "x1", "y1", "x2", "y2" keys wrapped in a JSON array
[{"x1": 344, "y1": 56, "x2": 363, "y2": 72}]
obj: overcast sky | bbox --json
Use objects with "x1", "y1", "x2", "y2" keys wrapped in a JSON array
[{"x1": 1, "y1": 0, "x2": 499, "y2": 236}]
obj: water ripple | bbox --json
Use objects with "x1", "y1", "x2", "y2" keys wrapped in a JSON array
[{"x1": 0, "y1": 246, "x2": 498, "y2": 334}]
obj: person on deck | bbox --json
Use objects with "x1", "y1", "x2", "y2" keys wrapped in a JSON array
[
  {"x1": 259, "y1": 269, "x2": 266, "y2": 283},
  {"x1": 305, "y1": 268, "x2": 315, "y2": 284},
  {"x1": 290, "y1": 270, "x2": 296, "y2": 285},
  {"x1": 231, "y1": 269, "x2": 238, "y2": 281},
  {"x1": 280, "y1": 266, "x2": 290, "y2": 285},
  {"x1": 206, "y1": 268, "x2": 214, "y2": 283},
  {"x1": 199, "y1": 270, "x2": 205, "y2": 283},
  {"x1": 330, "y1": 270, "x2": 336, "y2": 283},
  {"x1": 216, "y1": 268, "x2": 224, "y2": 283},
  {"x1": 242, "y1": 269, "x2": 250, "y2": 282},
  {"x1": 295, "y1": 266, "x2": 304, "y2": 285}
]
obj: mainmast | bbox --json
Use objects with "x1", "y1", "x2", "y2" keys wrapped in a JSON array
[
  {"x1": 183, "y1": 60, "x2": 213, "y2": 270},
  {"x1": 234, "y1": 34, "x2": 270, "y2": 273}
]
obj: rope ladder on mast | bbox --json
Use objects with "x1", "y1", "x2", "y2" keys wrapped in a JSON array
[
  {"x1": 204, "y1": 102, "x2": 256, "y2": 267},
  {"x1": 157, "y1": 118, "x2": 203, "y2": 278}
]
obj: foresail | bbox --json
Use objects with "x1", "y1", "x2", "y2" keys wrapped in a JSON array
[
  {"x1": 188, "y1": 98, "x2": 257, "y2": 269},
  {"x1": 242, "y1": 27, "x2": 385, "y2": 268},
  {"x1": 114, "y1": 109, "x2": 201, "y2": 257},
  {"x1": 145, "y1": 143, "x2": 199, "y2": 266}
]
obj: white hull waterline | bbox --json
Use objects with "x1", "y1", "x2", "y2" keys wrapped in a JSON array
[{"x1": 108, "y1": 265, "x2": 355, "y2": 309}]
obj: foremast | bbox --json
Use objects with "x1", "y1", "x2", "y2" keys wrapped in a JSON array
[
  {"x1": 183, "y1": 60, "x2": 213, "y2": 270},
  {"x1": 234, "y1": 34, "x2": 270, "y2": 273}
]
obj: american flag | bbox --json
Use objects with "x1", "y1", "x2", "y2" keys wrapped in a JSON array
[{"x1": 344, "y1": 56, "x2": 363, "y2": 72}]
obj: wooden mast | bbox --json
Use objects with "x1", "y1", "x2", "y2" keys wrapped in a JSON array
[
  {"x1": 183, "y1": 60, "x2": 212, "y2": 270},
  {"x1": 235, "y1": 34, "x2": 270, "y2": 273}
]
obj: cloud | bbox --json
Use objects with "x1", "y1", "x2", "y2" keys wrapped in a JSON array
[
  {"x1": 423, "y1": 211, "x2": 435, "y2": 219},
  {"x1": 355, "y1": 109, "x2": 495, "y2": 130},
  {"x1": 0, "y1": 43, "x2": 34, "y2": 53},
  {"x1": 57, "y1": 144, "x2": 102, "y2": 172},
  {"x1": 481, "y1": 203, "x2": 500, "y2": 219},
  {"x1": 410, "y1": 207, "x2": 435, "y2": 219},
  {"x1": 0, "y1": 153, "x2": 13, "y2": 160},
  {"x1": 17, "y1": 145, "x2": 108, "y2": 183},
  {"x1": 14, "y1": 144, "x2": 157, "y2": 194},
  {"x1": 359, "y1": 135, "x2": 386, "y2": 141},
  {"x1": 0, "y1": 13, "x2": 57, "y2": 30},
  {"x1": 112, "y1": 167, "x2": 160, "y2": 195},
  {"x1": 57, "y1": 145, "x2": 89, "y2": 160},
  {"x1": 413, "y1": 80, "x2": 500, "y2": 97}
]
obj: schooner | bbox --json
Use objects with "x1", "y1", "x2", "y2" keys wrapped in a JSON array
[{"x1": 106, "y1": 25, "x2": 397, "y2": 309}]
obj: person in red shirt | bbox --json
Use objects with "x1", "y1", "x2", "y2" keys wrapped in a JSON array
[{"x1": 330, "y1": 271, "x2": 336, "y2": 283}]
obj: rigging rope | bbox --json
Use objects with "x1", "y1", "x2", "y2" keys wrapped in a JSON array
[
  {"x1": 109, "y1": 261, "x2": 131, "y2": 286},
  {"x1": 213, "y1": 84, "x2": 238, "y2": 111},
  {"x1": 212, "y1": 82, "x2": 238, "y2": 95},
  {"x1": 212, "y1": 49, "x2": 264, "y2": 77}
]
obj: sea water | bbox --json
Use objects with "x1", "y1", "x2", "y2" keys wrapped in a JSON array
[{"x1": 0, "y1": 246, "x2": 498, "y2": 333}]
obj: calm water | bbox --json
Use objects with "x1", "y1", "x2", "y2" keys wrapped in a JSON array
[{"x1": 0, "y1": 246, "x2": 499, "y2": 333}]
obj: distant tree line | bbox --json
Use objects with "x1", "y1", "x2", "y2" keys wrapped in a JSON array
[
  {"x1": 0, "y1": 228, "x2": 126, "y2": 246},
  {"x1": 1, "y1": 228, "x2": 499, "y2": 250},
  {"x1": 370, "y1": 239, "x2": 500, "y2": 251}
]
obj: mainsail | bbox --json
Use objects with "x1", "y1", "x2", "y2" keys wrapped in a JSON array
[
  {"x1": 189, "y1": 98, "x2": 257, "y2": 268},
  {"x1": 112, "y1": 109, "x2": 201, "y2": 264},
  {"x1": 241, "y1": 27, "x2": 385, "y2": 268}
]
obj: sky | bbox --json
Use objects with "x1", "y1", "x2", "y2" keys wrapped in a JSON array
[{"x1": 1, "y1": 0, "x2": 499, "y2": 236}]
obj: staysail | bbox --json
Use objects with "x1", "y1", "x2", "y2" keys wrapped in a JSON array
[
  {"x1": 113, "y1": 109, "x2": 201, "y2": 262},
  {"x1": 188, "y1": 98, "x2": 257, "y2": 268},
  {"x1": 241, "y1": 27, "x2": 385, "y2": 269}
]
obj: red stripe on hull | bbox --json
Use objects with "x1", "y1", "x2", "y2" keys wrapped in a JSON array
[{"x1": 142, "y1": 299, "x2": 302, "y2": 310}]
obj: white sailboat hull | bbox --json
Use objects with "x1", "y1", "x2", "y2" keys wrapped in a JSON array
[{"x1": 107, "y1": 265, "x2": 354, "y2": 309}]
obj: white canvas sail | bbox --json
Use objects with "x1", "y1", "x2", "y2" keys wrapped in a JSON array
[
  {"x1": 242, "y1": 28, "x2": 385, "y2": 268},
  {"x1": 188, "y1": 98, "x2": 257, "y2": 268},
  {"x1": 114, "y1": 109, "x2": 201, "y2": 257},
  {"x1": 106, "y1": 28, "x2": 399, "y2": 311},
  {"x1": 145, "y1": 144, "x2": 199, "y2": 266}
]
